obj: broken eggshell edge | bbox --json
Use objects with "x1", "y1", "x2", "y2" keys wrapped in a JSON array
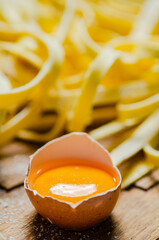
[{"x1": 24, "y1": 132, "x2": 121, "y2": 230}]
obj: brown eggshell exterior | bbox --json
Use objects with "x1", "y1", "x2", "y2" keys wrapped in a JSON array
[
  {"x1": 25, "y1": 185, "x2": 120, "y2": 230},
  {"x1": 25, "y1": 133, "x2": 121, "y2": 230}
]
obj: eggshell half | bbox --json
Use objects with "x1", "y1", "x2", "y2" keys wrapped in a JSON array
[{"x1": 25, "y1": 132, "x2": 121, "y2": 230}]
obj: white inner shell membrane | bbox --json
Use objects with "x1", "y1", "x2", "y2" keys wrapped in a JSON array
[{"x1": 50, "y1": 183, "x2": 97, "y2": 197}]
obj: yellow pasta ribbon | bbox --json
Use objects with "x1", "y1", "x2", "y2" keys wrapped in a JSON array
[{"x1": 111, "y1": 109, "x2": 159, "y2": 166}]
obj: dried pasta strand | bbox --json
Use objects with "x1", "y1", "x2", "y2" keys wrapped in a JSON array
[
  {"x1": 117, "y1": 93, "x2": 159, "y2": 120},
  {"x1": 144, "y1": 132, "x2": 159, "y2": 167},
  {"x1": 89, "y1": 118, "x2": 138, "y2": 141},
  {"x1": 17, "y1": 112, "x2": 65, "y2": 142},
  {"x1": 111, "y1": 109, "x2": 159, "y2": 166},
  {"x1": 121, "y1": 160, "x2": 154, "y2": 189},
  {"x1": 67, "y1": 47, "x2": 120, "y2": 132},
  {"x1": 0, "y1": 102, "x2": 39, "y2": 146}
]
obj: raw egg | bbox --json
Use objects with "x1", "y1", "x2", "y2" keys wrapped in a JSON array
[{"x1": 25, "y1": 133, "x2": 121, "y2": 230}]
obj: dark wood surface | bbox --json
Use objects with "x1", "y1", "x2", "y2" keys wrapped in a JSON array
[{"x1": 0, "y1": 140, "x2": 159, "y2": 240}]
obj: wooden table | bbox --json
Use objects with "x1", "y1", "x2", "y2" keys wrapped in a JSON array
[{"x1": 0, "y1": 140, "x2": 159, "y2": 240}]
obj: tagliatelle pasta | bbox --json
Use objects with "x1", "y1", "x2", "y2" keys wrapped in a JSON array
[
  {"x1": 121, "y1": 160, "x2": 154, "y2": 189},
  {"x1": 0, "y1": 0, "x2": 159, "y2": 188},
  {"x1": 144, "y1": 133, "x2": 159, "y2": 167},
  {"x1": 0, "y1": 30, "x2": 64, "y2": 108},
  {"x1": 111, "y1": 109, "x2": 159, "y2": 165}
]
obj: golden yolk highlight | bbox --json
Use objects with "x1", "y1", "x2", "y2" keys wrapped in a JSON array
[{"x1": 32, "y1": 165, "x2": 117, "y2": 204}]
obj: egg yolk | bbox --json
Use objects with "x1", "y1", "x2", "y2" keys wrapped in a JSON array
[{"x1": 32, "y1": 165, "x2": 117, "y2": 204}]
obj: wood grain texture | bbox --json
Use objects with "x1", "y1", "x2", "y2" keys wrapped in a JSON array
[
  {"x1": 0, "y1": 141, "x2": 159, "y2": 240},
  {"x1": 0, "y1": 185, "x2": 159, "y2": 240},
  {"x1": 0, "y1": 141, "x2": 39, "y2": 157},
  {"x1": 0, "y1": 155, "x2": 29, "y2": 189},
  {"x1": 0, "y1": 141, "x2": 39, "y2": 190},
  {"x1": 135, "y1": 168, "x2": 159, "y2": 190}
]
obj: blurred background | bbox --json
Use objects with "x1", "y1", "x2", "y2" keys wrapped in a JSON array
[{"x1": 0, "y1": 0, "x2": 159, "y2": 188}]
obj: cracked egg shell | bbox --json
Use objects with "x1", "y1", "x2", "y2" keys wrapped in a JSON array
[{"x1": 24, "y1": 132, "x2": 121, "y2": 230}]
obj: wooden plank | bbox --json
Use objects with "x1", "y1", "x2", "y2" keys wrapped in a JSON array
[
  {"x1": 0, "y1": 141, "x2": 39, "y2": 190},
  {"x1": 0, "y1": 141, "x2": 39, "y2": 157},
  {"x1": 135, "y1": 168, "x2": 159, "y2": 190},
  {"x1": 0, "y1": 185, "x2": 159, "y2": 240},
  {"x1": 0, "y1": 154, "x2": 29, "y2": 189}
]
